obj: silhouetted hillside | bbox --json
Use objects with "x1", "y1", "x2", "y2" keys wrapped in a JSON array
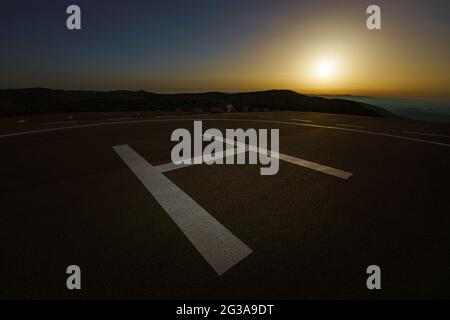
[{"x1": 0, "y1": 88, "x2": 395, "y2": 118}]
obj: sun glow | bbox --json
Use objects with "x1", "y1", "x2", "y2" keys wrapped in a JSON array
[{"x1": 314, "y1": 59, "x2": 336, "y2": 80}]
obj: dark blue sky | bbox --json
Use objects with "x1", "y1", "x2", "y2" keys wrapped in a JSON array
[
  {"x1": 1, "y1": 0, "x2": 449, "y2": 98},
  {"x1": 1, "y1": 0, "x2": 288, "y2": 81}
]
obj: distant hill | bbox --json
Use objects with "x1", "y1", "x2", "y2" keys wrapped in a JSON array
[
  {"x1": 392, "y1": 108, "x2": 450, "y2": 123},
  {"x1": 312, "y1": 94, "x2": 450, "y2": 124},
  {"x1": 0, "y1": 88, "x2": 395, "y2": 118}
]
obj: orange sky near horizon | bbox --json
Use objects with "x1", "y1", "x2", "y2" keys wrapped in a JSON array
[
  {"x1": 134, "y1": 2, "x2": 450, "y2": 99},
  {"x1": 2, "y1": 1, "x2": 449, "y2": 100},
  {"x1": 187, "y1": 3, "x2": 450, "y2": 99}
]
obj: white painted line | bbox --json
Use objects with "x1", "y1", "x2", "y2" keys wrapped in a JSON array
[
  {"x1": 204, "y1": 133, "x2": 353, "y2": 180},
  {"x1": 0, "y1": 120, "x2": 181, "y2": 139},
  {"x1": 156, "y1": 147, "x2": 247, "y2": 173},
  {"x1": 17, "y1": 120, "x2": 27, "y2": 124},
  {"x1": 403, "y1": 131, "x2": 450, "y2": 139},
  {"x1": 107, "y1": 117, "x2": 136, "y2": 121},
  {"x1": 278, "y1": 153, "x2": 353, "y2": 179},
  {"x1": 113, "y1": 145, "x2": 252, "y2": 275},
  {"x1": 1, "y1": 117, "x2": 450, "y2": 148},
  {"x1": 156, "y1": 161, "x2": 194, "y2": 173},
  {"x1": 290, "y1": 118, "x2": 312, "y2": 123},
  {"x1": 40, "y1": 121, "x2": 78, "y2": 125},
  {"x1": 336, "y1": 123, "x2": 366, "y2": 129}
]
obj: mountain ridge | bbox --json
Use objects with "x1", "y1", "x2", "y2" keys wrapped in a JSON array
[{"x1": 0, "y1": 88, "x2": 396, "y2": 118}]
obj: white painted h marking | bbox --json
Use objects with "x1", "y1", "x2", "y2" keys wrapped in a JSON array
[{"x1": 113, "y1": 145, "x2": 252, "y2": 275}]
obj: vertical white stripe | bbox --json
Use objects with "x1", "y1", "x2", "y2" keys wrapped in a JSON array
[{"x1": 113, "y1": 145, "x2": 252, "y2": 275}]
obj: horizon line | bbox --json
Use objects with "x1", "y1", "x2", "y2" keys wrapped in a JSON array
[{"x1": 1, "y1": 87, "x2": 450, "y2": 102}]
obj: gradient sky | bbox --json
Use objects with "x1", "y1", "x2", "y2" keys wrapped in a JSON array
[{"x1": 1, "y1": 0, "x2": 449, "y2": 98}]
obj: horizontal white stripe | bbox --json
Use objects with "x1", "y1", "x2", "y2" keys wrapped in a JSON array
[
  {"x1": 156, "y1": 147, "x2": 246, "y2": 173},
  {"x1": 203, "y1": 133, "x2": 353, "y2": 180},
  {"x1": 278, "y1": 153, "x2": 353, "y2": 179}
]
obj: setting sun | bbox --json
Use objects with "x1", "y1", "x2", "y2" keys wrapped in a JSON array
[{"x1": 314, "y1": 59, "x2": 337, "y2": 80}]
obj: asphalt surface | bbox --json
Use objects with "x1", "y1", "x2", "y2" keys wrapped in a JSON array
[{"x1": 1, "y1": 111, "x2": 450, "y2": 299}]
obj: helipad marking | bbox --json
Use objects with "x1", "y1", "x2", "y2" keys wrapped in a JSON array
[
  {"x1": 278, "y1": 153, "x2": 353, "y2": 179},
  {"x1": 156, "y1": 147, "x2": 245, "y2": 173},
  {"x1": 203, "y1": 133, "x2": 353, "y2": 180},
  {"x1": 113, "y1": 145, "x2": 252, "y2": 276}
]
